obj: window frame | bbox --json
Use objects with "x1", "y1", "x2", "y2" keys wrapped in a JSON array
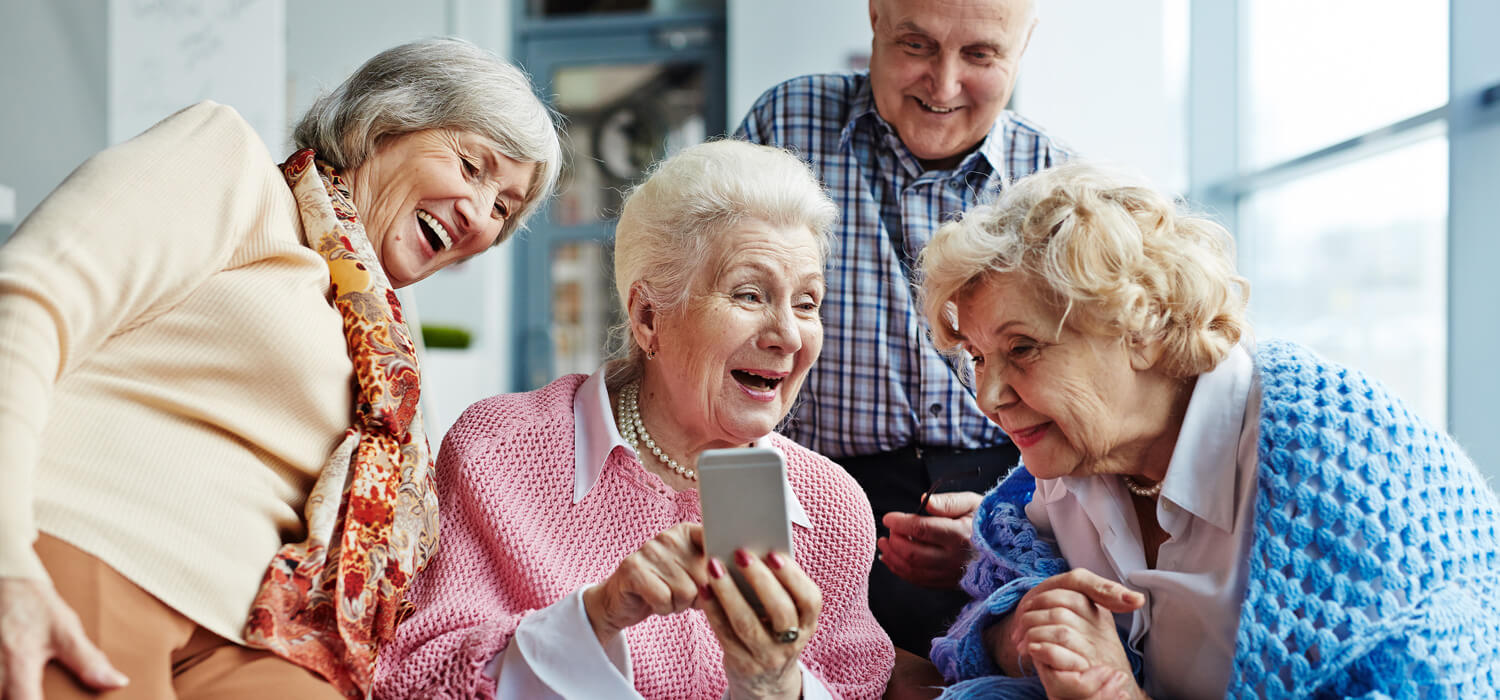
[{"x1": 1187, "y1": 0, "x2": 1500, "y2": 479}]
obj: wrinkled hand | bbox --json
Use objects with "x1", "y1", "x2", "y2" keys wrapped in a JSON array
[
  {"x1": 1036, "y1": 666, "x2": 1148, "y2": 700},
  {"x1": 583, "y1": 523, "x2": 707, "y2": 645},
  {"x1": 990, "y1": 572, "x2": 1140, "y2": 683},
  {"x1": 986, "y1": 569, "x2": 1144, "y2": 699},
  {"x1": 877, "y1": 491, "x2": 982, "y2": 589},
  {"x1": 1, "y1": 577, "x2": 129, "y2": 700},
  {"x1": 696, "y1": 549, "x2": 820, "y2": 700}
]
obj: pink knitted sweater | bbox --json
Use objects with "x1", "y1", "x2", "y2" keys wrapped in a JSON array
[{"x1": 375, "y1": 374, "x2": 895, "y2": 699}]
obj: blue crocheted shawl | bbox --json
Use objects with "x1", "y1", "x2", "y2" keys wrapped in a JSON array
[{"x1": 930, "y1": 340, "x2": 1500, "y2": 698}]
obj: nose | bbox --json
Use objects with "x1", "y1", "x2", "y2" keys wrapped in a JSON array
[
  {"x1": 928, "y1": 53, "x2": 963, "y2": 103},
  {"x1": 758, "y1": 302, "x2": 803, "y2": 354},
  {"x1": 453, "y1": 185, "x2": 505, "y2": 249},
  {"x1": 973, "y1": 361, "x2": 1014, "y2": 425}
]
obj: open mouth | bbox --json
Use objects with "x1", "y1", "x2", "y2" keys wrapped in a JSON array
[
  {"x1": 417, "y1": 210, "x2": 454, "y2": 252},
  {"x1": 916, "y1": 97, "x2": 960, "y2": 114},
  {"x1": 731, "y1": 369, "x2": 784, "y2": 392}
]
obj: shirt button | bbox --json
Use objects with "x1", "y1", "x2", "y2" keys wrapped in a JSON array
[{"x1": 929, "y1": 403, "x2": 943, "y2": 416}]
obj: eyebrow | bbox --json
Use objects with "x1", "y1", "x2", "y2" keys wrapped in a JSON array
[
  {"x1": 478, "y1": 147, "x2": 530, "y2": 213},
  {"x1": 893, "y1": 20, "x2": 930, "y2": 35},
  {"x1": 961, "y1": 320, "x2": 1028, "y2": 345},
  {"x1": 723, "y1": 260, "x2": 825, "y2": 288},
  {"x1": 498, "y1": 182, "x2": 527, "y2": 212},
  {"x1": 893, "y1": 19, "x2": 1006, "y2": 54},
  {"x1": 993, "y1": 320, "x2": 1029, "y2": 336}
]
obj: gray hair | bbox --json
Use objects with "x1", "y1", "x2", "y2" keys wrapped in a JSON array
[
  {"x1": 293, "y1": 37, "x2": 562, "y2": 243},
  {"x1": 608, "y1": 139, "x2": 838, "y2": 387},
  {"x1": 920, "y1": 160, "x2": 1249, "y2": 378}
]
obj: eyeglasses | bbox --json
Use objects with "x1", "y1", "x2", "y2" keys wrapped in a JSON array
[{"x1": 917, "y1": 466, "x2": 984, "y2": 515}]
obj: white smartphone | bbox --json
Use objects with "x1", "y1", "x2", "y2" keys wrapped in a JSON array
[{"x1": 698, "y1": 447, "x2": 795, "y2": 614}]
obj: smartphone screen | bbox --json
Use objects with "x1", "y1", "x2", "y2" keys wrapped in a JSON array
[{"x1": 698, "y1": 447, "x2": 795, "y2": 615}]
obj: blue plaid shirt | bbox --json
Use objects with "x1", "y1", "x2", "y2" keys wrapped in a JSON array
[{"x1": 735, "y1": 73, "x2": 1070, "y2": 459}]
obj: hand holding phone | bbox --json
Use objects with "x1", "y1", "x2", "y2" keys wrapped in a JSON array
[
  {"x1": 697, "y1": 446, "x2": 820, "y2": 696},
  {"x1": 697, "y1": 447, "x2": 795, "y2": 614}
]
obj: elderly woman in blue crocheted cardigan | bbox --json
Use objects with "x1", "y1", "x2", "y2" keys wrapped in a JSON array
[{"x1": 914, "y1": 160, "x2": 1500, "y2": 699}]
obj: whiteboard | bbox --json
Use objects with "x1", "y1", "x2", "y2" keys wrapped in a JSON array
[{"x1": 108, "y1": 0, "x2": 286, "y2": 153}]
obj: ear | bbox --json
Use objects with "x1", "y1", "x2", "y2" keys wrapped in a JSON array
[
  {"x1": 626, "y1": 281, "x2": 659, "y2": 356},
  {"x1": 1127, "y1": 334, "x2": 1165, "y2": 372},
  {"x1": 1014, "y1": 9, "x2": 1038, "y2": 58},
  {"x1": 1019, "y1": 17, "x2": 1038, "y2": 57}
]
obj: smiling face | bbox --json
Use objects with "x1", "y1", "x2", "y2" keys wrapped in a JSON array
[
  {"x1": 954, "y1": 273, "x2": 1183, "y2": 480},
  {"x1": 345, "y1": 128, "x2": 535, "y2": 288},
  {"x1": 635, "y1": 222, "x2": 826, "y2": 456},
  {"x1": 867, "y1": 0, "x2": 1035, "y2": 170}
]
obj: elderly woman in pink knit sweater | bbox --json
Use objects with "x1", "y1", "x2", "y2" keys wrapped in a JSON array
[{"x1": 375, "y1": 140, "x2": 896, "y2": 699}]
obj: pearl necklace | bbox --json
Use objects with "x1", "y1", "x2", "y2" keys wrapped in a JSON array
[
  {"x1": 1121, "y1": 475, "x2": 1163, "y2": 498},
  {"x1": 617, "y1": 382, "x2": 696, "y2": 480}
]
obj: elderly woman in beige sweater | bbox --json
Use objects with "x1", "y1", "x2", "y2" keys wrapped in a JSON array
[{"x1": 0, "y1": 39, "x2": 559, "y2": 699}]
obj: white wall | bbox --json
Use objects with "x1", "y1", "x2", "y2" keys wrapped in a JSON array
[
  {"x1": 1015, "y1": 0, "x2": 1188, "y2": 193},
  {"x1": 727, "y1": 0, "x2": 871, "y2": 125},
  {"x1": 0, "y1": 1, "x2": 109, "y2": 227},
  {"x1": 0, "y1": 0, "x2": 284, "y2": 229},
  {"x1": 108, "y1": 0, "x2": 285, "y2": 153}
]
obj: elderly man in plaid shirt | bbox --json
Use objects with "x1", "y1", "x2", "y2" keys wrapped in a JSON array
[{"x1": 735, "y1": 0, "x2": 1069, "y2": 658}]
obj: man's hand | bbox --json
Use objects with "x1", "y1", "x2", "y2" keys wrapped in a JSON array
[{"x1": 877, "y1": 491, "x2": 982, "y2": 589}]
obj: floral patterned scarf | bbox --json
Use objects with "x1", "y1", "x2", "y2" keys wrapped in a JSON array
[{"x1": 243, "y1": 149, "x2": 439, "y2": 698}]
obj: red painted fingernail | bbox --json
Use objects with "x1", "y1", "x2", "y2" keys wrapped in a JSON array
[
  {"x1": 767, "y1": 552, "x2": 786, "y2": 570},
  {"x1": 700, "y1": 583, "x2": 714, "y2": 599},
  {"x1": 734, "y1": 548, "x2": 751, "y2": 568},
  {"x1": 709, "y1": 558, "x2": 726, "y2": 579}
]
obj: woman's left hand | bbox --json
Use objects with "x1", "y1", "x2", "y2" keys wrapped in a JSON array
[{"x1": 696, "y1": 549, "x2": 820, "y2": 700}]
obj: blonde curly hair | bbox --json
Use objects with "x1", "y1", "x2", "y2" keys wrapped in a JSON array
[{"x1": 919, "y1": 161, "x2": 1249, "y2": 378}]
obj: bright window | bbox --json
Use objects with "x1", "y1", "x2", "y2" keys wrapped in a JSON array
[
  {"x1": 1211, "y1": 0, "x2": 1452, "y2": 425},
  {"x1": 1243, "y1": 1, "x2": 1449, "y2": 168},
  {"x1": 1239, "y1": 136, "x2": 1448, "y2": 423}
]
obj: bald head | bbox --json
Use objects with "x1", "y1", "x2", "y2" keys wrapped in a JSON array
[{"x1": 870, "y1": 0, "x2": 1036, "y2": 28}]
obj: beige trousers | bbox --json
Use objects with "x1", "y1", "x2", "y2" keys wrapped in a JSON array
[{"x1": 36, "y1": 533, "x2": 345, "y2": 700}]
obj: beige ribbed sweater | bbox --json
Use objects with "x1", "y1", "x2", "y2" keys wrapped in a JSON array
[{"x1": 0, "y1": 102, "x2": 355, "y2": 643}]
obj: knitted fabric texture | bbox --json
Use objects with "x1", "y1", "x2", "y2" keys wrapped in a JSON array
[
  {"x1": 374, "y1": 374, "x2": 895, "y2": 699},
  {"x1": 931, "y1": 340, "x2": 1500, "y2": 698}
]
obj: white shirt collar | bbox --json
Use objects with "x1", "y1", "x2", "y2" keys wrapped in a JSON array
[
  {"x1": 1155, "y1": 343, "x2": 1255, "y2": 532},
  {"x1": 571, "y1": 367, "x2": 813, "y2": 529}
]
